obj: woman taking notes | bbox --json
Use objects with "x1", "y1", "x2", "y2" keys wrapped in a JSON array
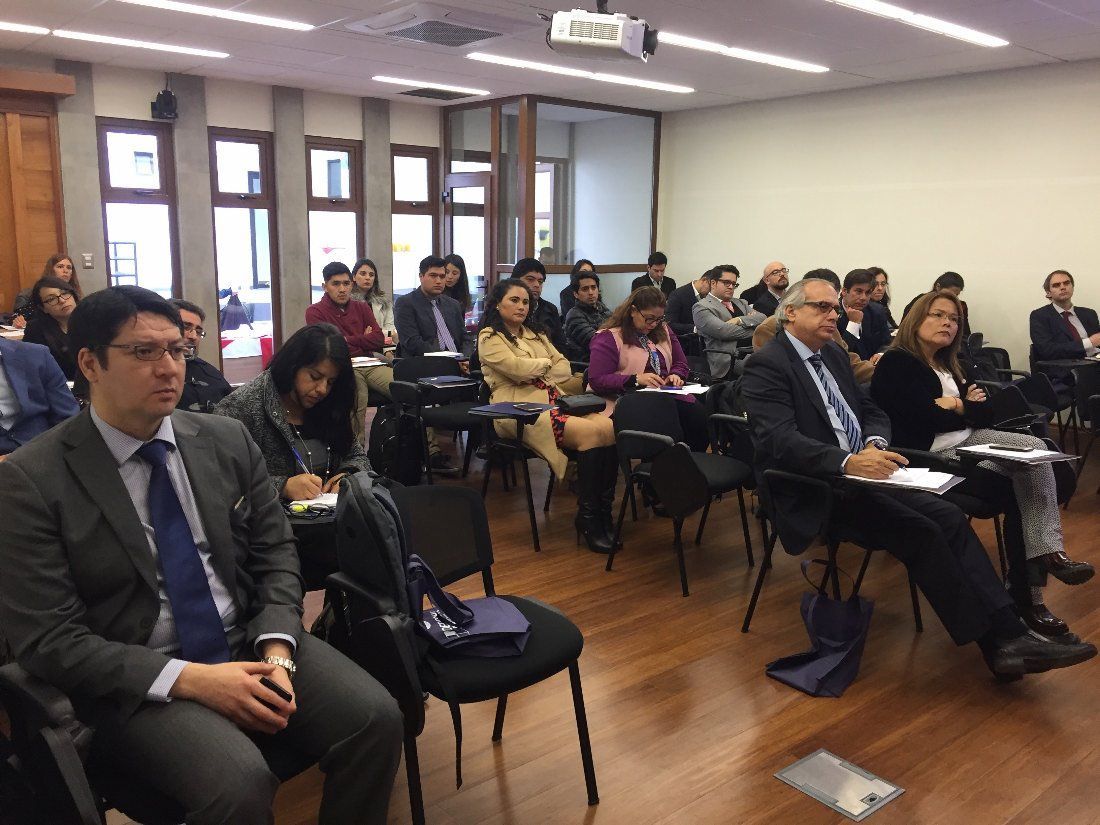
[{"x1": 478, "y1": 279, "x2": 618, "y2": 554}]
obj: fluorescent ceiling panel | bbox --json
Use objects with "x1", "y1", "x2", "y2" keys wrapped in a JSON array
[
  {"x1": 53, "y1": 30, "x2": 230, "y2": 58},
  {"x1": 466, "y1": 52, "x2": 693, "y2": 94},
  {"x1": 0, "y1": 20, "x2": 50, "y2": 35},
  {"x1": 821, "y1": 0, "x2": 1009, "y2": 47},
  {"x1": 658, "y1": 31, "x2": 829, "y2": 73},
  {"x1": 373, "y1": 75, "x2": 490, "y2": 95},
  {"x1": 114, "y1": 0, "x2": 314, "y2": 31}
]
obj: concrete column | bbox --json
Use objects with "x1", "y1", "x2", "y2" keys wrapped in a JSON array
[
  {"x1": 167, "y1": 72, "x2": 219, "y2": 363},
  {"x1": 55, "y1": 60, "x2": 107, "y2": 292},
  {"x1": 361, "y1": 97, "x2": 393, "y2": 296},
  {"x1": 272, "y1": 86, "x2": 309, "y2": 340}
]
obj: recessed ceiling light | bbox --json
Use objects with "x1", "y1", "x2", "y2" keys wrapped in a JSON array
[
  {"x1": 373, "y1": 76, "x2": 490, "y2": 96},
  {"x1": 0, "y1": 20, "x2": 50, "y2": 35},
  {"x1": 114, "y1": 0, "x2": 314, "y2": 32},
  {"x1": 467, "y1": 52, "x2": 693, "y2": 94},
  {"x1": 821, "y1": 0, "x2": 1009, "y2": 47},
  {"x1": 52, "y1": 30, "x2": 229, "y2": 58},
  {"x1": 658, "y1": 32, "x2": 829, "y2": 73}
]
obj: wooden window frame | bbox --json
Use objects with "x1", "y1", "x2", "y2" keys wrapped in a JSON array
[
  {"x1": 391, "y1": 143, "x2": 440, "y2": 254},
  {"x1": 96, "y1": 117, "x2": 181, "y2": 296},
  {"x1": 305, "y1": 136, "x2": 363, "y2": 258}
]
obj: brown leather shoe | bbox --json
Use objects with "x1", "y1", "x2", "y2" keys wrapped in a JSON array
[
  {"x1": 1020, "y1": 603, "x2": 1069, "y2": 637},
  {"x1": 1040, "y1": 551, "x2": 1095, "y2": 586}
]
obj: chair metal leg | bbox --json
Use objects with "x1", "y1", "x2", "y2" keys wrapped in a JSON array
[
  {"x1": 673, "y1": 518, "x2": 690, "y2": 597},
  {"x1": 520, "y1": 456, "x2": 541, "y2": 552},
  {"x1": 629, "y1": 479, "x2": 638, "y2": 521},
  {"x1": 544, "y1": 472, "x2": 554, "y2": 513},
  {"x1": 908, "y1": 574, "x2": 924, "y2": 632},
  {"x1": 480, "y1": 451, "x2": 493, "y2": 498},
  {"x1": 607, "y1": 488, "x2": 630, "y2": 571},
  {"x1": 1056, "y1": 408, "x2": 1068, "y2": 452},
  {"x1": 694, "y1": 499, "x2": 711, "y2": 546},
  {"x1": 736, "y1": 487, "x2": 754, "y2": 567},
  {"x1": 567, "y1": 661, "x2": 600, "y2": 806},
  {"x1": 492, "y1": 695, "x2": 508, "y2": 742},
  {"x1": 742, "y1": 526, "x2": 778, "y2": 632},
  {"x1": 827, "y1": 543, "x2": 842, "y2": 599},
  {"x1": 422, "y1": 427, "x2": 434, "y2": 485},
  {"x1": 853, "y1": 549, "x2": 873, "y2": 595},
  {"x1": 1074, "y1": 430, "x2": 1095, "y2": 480},
  {"x1": 461, "y1": 431, "x2": 476, "y2": 478},
  {"x1": 404, "y1": 731, "x2": 426, "y2": 825},
  {"x1": 993, "y1": 516, "x2": 1008, "y2": 583}
]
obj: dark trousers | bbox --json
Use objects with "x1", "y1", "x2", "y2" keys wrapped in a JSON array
[
  {"x1": 90, "y1": 632, "x2": 403, "y2": 825},
  {"x1": 834, "y1": 487, "x2": 1014, "y2": 646}
]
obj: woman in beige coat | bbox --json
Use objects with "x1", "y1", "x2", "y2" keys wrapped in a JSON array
[{"x1": 478, "y1": 278, "x2": 618, "y2": 553}]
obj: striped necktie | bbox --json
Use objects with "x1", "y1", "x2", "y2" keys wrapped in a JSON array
[
  {"x1": 432, "y1": 299, "x2": 457, "y2": 352},
  {"x1": 807, "y1": 353, "x2": 863, "y2": 451}
]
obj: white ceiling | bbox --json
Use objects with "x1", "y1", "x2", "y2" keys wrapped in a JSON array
[{"x1": 2, "y1": 0, "x2": 1099, "y2": 112}]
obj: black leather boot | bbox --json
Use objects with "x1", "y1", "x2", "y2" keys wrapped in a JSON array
[
  {"x1": 598, "y1": 446, "x2": 620, "y2": 546},
  {"x1": 574, "y1": 449, "x2": 613, "y2": 554}
]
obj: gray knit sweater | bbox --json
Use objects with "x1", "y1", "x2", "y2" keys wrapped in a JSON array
[{"x1": 213, "y1": 371, "x2": 371, "y2": 497}]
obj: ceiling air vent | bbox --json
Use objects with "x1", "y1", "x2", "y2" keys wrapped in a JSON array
[
  {"x1": 399, "y1": 87, "x2": 476, "y2": 101},
  {"x1": 345, "y1": 3, "x2": 536, "y2": 48}
]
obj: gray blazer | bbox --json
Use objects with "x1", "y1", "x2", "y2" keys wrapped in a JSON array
[
  {"x1": 0, "y1": 409, "x2": 304, "y2": 722},
  {"x1": 692, "y1": 293, "x2": 765, "y2": 378}
]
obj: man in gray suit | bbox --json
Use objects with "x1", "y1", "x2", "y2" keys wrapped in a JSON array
[
  {"x1": 692, "y1": 265, "x2": 766, "y2": 379},
  {"x1": 0, "y1": 286, "x2": 402, "y2": 825}
]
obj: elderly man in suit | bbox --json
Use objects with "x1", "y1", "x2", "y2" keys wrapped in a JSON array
[
  {"x1": 741, "y1": 278, "x2": 1095, "y2": 679},
  {"x1": 394, "y1": 254, "x2": 470, "y2": 357},
  {"x1": 1030, "y1": 269, "x2": 1100, "y2": 389},
  {"x1": 0, "y1": 286, "x2": 402, "y2": 824},
  {"x1": 692, "y1": 265, "x2": 765, "y2": 379},
  {"x1": 0, "y1": 336, "x2": 79, "y2": 456}
]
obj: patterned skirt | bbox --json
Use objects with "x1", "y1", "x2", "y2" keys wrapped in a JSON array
[{"x1": 532, "y1": 378, "x2": 569, "y2": 449}]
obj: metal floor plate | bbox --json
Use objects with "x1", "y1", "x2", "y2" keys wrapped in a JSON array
[{"x1": 775, "y1": 749, "x2": 904, "y2": 821}]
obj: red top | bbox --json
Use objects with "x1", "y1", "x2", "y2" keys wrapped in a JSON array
[{"x1": 305, "y1": 295, "x2": 384, "y2": 356}]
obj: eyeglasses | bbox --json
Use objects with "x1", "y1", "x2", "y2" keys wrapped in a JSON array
[
  {"x1": 100, "y1": 343, "x2": 191, "y2": 362},
  {"x1": 633, "y1": 308, "x2": 666, "y2": 326},
  {"x1": 41, "y1": 292, "x2": 75, "y2": 307},
  {"x1": 802, "y1": 301, "x2": 841, "y2": 315},
  {"x1": 182, "y1": 322, "x2": 206, "y2": 339},
  {"x1": 717, "y1": 279, "x2": 739, "y2": 288},
  {"x1": 927, "y1": 310, "x2": 961, "y2": 325},
  {"x1": 767, "y1": 267, "x2": 790, "y2": 277}
]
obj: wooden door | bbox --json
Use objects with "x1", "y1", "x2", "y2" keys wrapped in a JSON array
[{"x1": 0, "y1": 107, "x2": 65, "y2": 314}]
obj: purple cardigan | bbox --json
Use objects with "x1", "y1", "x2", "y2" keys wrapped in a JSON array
[{"x1": 588, "y1": 327, "x2": 691, "y2": 396}]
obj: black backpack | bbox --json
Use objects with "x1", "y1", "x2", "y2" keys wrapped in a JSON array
[{"x1": 367, "y1": 404, "x2": 424, "y2": 485}]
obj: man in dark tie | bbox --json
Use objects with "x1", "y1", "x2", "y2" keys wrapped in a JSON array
[
  {"x1": 692, "y1": 265, "x2": 765, "y2": 379},
  {"x1": 394, "y1": 255, "x2": 470, "y2": 358},
  {"x1": 1029, "y1": 269, "x2": 1100, "y2": 388},
  {"x1": 741, "y1": 278, "x2": 1095, "y2": 679},
  {"x1": 0, "y1": 286, "x2": 402, "y2": 824},
  {"x1": 630, "y1": 251, "x2": 676, "y2": 297}
]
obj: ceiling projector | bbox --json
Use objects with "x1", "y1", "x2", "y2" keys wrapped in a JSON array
[{"x1": 549, "y1": 6, "x2": 658, "y2": 62}]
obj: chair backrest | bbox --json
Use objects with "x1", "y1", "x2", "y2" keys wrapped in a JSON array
[
  {"x1": 968, "y1": 332, "x2": 984, "y2": 353},
  {"x1": 1072, "y1": 364, "x2": 1100, "y2": 421},
  {"x1": 613, "y1": 392, "x2": 683, "y2": 442},
  {"x1": 335, "y1": 471, "x2": 412, "y2": 615},
  {"x1": 648, "y1": 443, "x2": 710, "y2": 520},
  {"x1": 984, "y1": 346, "x2": 1012, "y2": 373},
  {"x1": 390, "y1": 485, "x2": 495, "y2": 592},
  {"x1": 393, "y1": 355, "x2": 462, "y2": 381}
]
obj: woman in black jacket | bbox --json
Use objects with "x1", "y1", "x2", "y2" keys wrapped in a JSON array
[
  {"x1": 871, "y1": 291, "x2": 1092, "y2": 638},
  {"x1": 22, "y1": 276, "x2": 79, "y2": 380}
]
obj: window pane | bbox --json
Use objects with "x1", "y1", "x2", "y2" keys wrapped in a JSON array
[
  {"x1": 452, "y1": 186, "x2": 484, "y2": 205},
  {"x1": 310, "y1": 149, "x2": 351, "y2": 199},
  {"x1": 393, "y1": 155, "x2": 429, "y2": 202},
  {"x1": 213, "y1": 206, "x2": 273, "y2": 377},
  {"x1": 105, "y1": 202, "x2": 173, "y2": 296},
  {"x1": 450, "y1": 160, "x2": 490, "y2": 173},
  {"x1": 535, "y1": 169, "x2": 552, "y2": 213},
  {"x1": 391, "y1": 213, "x2": 434, "y2": 295},
  {"x1": 215, "y1": 141, "x2": 262, "y2": 195},
  {"x1": 106, "y1": 131, "x2": 161, "y2": 189},
  {"x1": 308, "y1": 210, "x2": 358, "y2": 296},
  {"x1": 452, "y1": 215, "x2": 485, "y2": 326}
]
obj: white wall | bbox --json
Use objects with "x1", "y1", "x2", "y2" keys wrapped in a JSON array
[
  {"x1": 206, "y1": 78, "x2": 273, "y2": 131},
  {"x1": 390, "y1": 100, "x2": 440, "y2": 147},
  {"x1": 303, "y1": 90, "x2": 362, "y2": 140},
  {"x1": 658, "y1": 59, "x2": 1100, "y2": 369},
  {"x1": 536, "y1": 119, "x2": 570, "y2": 160},
  {"x1": 92, "y1": 65, "x2": 165, "y2": 120}
]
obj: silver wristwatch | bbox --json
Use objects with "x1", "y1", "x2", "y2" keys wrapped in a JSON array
[{"x1": 261, "y1": 655, "x2": 297, "y2": 678}]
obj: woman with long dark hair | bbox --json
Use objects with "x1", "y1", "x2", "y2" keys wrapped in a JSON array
[
  {"x1": 477, "y1": 278, "x2": 618, "y2": 553},
  {"x1": 588, "y1": 285, "x2": 708, "y2": 450},
  {"x1": 867, "y1": 266, "x2": 898, "y2": 330},
  {"x1": 11, "y1": 253, "x2": 83, "y2": 327},
  {"x1": 871, "y1": 290, "x2": 1093, "y2": 638},
  {"x1": 350, "y1": 257, "x2": 397, "y2": 345},
  {"x1": 23, "y1": 276, "x2": 80, "y2": 379},
  {"x1": 443, "y1": 253, "x2": 472, "y2": 313}
]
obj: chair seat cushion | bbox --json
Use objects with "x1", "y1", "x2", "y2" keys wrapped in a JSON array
[
  {"x1": 690, "y1": 452, "x2": 754, "y2": 493},
  {"x1": 422, "y1": 402, "x2": 480, "y2": 431},
  {"x1": 419, "y1": 596, "x2": 583, "y2": 704}
]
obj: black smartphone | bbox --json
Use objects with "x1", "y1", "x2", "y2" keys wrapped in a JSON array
[
  {"x1": 988, "y1": 444, "x2": 1032, "y2": 453},
  {"x1": 259, "y1": 675, "x2": 293, "y2": 709},
  {"x1": 513, "y1": 403, "x2": 545, "y2": 412}
]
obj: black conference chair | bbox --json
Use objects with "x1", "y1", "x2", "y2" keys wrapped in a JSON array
[
  {"x1": 1071, "y1": 364, "x2": 1100, "y2": 480},
  {"x1": 741, "y1": 469, "x2": 923, "y2": 634},
  {"x1": 390, "y1": 355, "x2": 481, "y2": 482},
  {"x1": 330, "y1": 485, "x2": 599, "y2": 820},
  {"x1": 607, "y1": 393, "x2": 755, "y2": 594},
  {"x1": 0, "y1": 663, "x2": 314, "y2": 825}
]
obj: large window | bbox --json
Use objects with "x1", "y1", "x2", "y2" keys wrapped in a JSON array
[
  {"x1": 306, "y1": 138, "x2": 362, "y2": 302},
  {"x1": 391, "y1": 144, "x2": 439, "y2": 296},
  {"x1": 209, "y1": 128, "x2": 278, "y2": 380},
  {"x1": 97, "y1": 118, "x2": 179, "y2": 297}
]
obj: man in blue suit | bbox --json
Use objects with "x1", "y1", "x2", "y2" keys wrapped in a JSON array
[
  {"x1": 0, "y1": 336, "x2": 79, "y2": 457},
  {"x1": 838, "y1": 268, "x2": 891, "y2": 363}
]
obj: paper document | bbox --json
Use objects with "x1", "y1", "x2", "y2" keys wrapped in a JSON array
[
  {"x1": 958, "y1": 444, "x2": 1075, "y2": 464},
  {"x1": 424, "y1": 351, "x2": 465, "y2": 359},
  {"x1": 289, "y1": 492, "x2": 338, "y2": 508},
  {"x1": 849, "y1": 466, "x2": 963, "y2": 495},
  {"x1": 0, "y1": 324, "x2": 19, "y2": 331},
  {"x1": 351, "y1": 356, "x2": 386, "y2": 368},
  {"x1": 638, "y1": 383, "x2": 709, "y2": 395}
]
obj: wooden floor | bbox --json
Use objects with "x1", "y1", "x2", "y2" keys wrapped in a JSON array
[{"x1": 265, "y1": 434, "x2": 1100, "y2": 825}]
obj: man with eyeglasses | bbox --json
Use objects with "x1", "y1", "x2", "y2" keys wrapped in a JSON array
[
  {"x1": 168, "y1": 299, "x2": 231, "y2": 414},
  {"x1": 742, "y1": 261, "x2": 789, "y2": 317},
  {"x1": 0, "y1": 286, "x2": 403, "y2": 823},
  {"x1": 693, "y1": 265, "x2": 765, "y2": 379},
  {"x1": 742, "y1": 278, "x2": 1096, "y2": 679}
]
